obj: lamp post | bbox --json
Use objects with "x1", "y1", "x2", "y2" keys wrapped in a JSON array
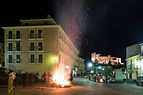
[
  {"x1": 124, "y1": 69, "x2": 128, "y2": 84},
  {"x1": 87, "y1": 62, "x2": 95, "y2": 80}
]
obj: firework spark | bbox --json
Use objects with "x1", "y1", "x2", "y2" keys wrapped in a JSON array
[
  {"x1": 50, "y1": 0, "x2": 88, "y2": 87},
  {"x1": 55, "y1": 0, "x2": 88, "y2": 50}
]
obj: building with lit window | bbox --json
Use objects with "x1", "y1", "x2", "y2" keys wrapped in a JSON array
[
  {"x1": 126, "y1": 43, "x2": 143, "y2": 80},
  {"x1": 2, "y1": 17, "x2": 79, "y2": 75}
]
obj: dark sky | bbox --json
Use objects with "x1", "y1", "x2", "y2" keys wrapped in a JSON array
[{"x1": 1, "y1": 0, "x2": 143, "y2": 62}]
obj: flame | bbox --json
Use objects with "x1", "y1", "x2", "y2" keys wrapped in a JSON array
[{"x1": 51, "y1": 62, "x2": 72, "y2": 87}]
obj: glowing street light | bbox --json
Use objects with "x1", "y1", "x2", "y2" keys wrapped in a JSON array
[
  {"x1": 98, "y1": 66, "x2": 101, "y2": 69},
  {"x1": 91, "y1": 70, "x2": 94, "y2": 73},
  {"x1": 52, "y1": 56, "x2": 56, "y2": 62},
  {"x1": 65, "y1": 65, "x2": 70, "y2": 69},
  {"x1": 52, "y1": 56, "x2": 59, "y2": 63},
  {"x1": 88, "y1": 62, "x2": 93, "y2": 68}
]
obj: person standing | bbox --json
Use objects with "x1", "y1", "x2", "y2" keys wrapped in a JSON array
[
  {"x1": 8, "y1": 70, "x2": 16, "y2": 95},
  {"x1": 41, "y1": 72, "x2": 47, "y2": 84}
]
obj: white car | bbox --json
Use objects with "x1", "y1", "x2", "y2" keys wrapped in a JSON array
[{"x1": 107, "y1": 77, "x2": 116, "y2": 83}]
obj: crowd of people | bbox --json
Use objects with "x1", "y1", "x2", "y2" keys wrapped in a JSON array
[{"x1": 7, "y1": 69, "x2": 74, "y2": 94}]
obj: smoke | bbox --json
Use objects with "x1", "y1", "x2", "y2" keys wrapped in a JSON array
[{"x1": 54, "y1": 0, "x2": 88, "y2": 50}]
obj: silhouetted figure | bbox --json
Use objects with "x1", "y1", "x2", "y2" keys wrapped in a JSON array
[{"x1": 41, "y1": 72, "x2": 47, "y2": 84}]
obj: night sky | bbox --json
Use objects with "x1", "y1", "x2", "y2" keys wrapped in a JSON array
[{"x1": 0, "y1": 0, "x2": 143, "y2": 62}]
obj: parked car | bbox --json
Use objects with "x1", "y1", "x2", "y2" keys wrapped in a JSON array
[
  {"x1": 96, "y1": 75, "x2": 106, "y2": 83},
  {"x1": 136, "y1": 76, "x2": 143, "y2": 86},
  {"x1": 107, "y1": 77, "x2": 116, "y2": 83}
]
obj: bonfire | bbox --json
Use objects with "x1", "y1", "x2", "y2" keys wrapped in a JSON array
[{"x1": 49, "y1": 62, "x2": 72, "y2": 88}]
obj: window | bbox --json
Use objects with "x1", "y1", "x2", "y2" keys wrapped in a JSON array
[
  {"x1": 16, "y1": 31, "x2": 20, "y2": 39},
  {"x1": 38, "y1": 30, "x2": 43, "y2": 38},
  {"x1": 44, "y1": 21, "x2": 47, "y2": 25},
  {"x1": 38, "y1": 54, "x2": 43, "y2": 63},
  {"x1": 16, "y1": 41, "x2": 20, "y2": 51},
  {"x1": 25, "y1": 23, "x2": 29, "y2": 26},
  {"x1": 30, "y1": 54, "x2": 35, "y2": 63},
  {"x1": 8, "y1": 43, "x2": 13, "y2": 51},
  {"x1": 8, "y1": 31, "x2": 12, "y2": 39},
  {"x1": 38, "y1": 42, "x2": 43, "y2": 51},
  {"x1": 16, "y1": 55, "x2": 21, "y2": 63},
  {"x1": 8, "y1": 55, "x2": 13, "y2": 63},
  {"x1": 30, "y1": 30, "x2": 34, "y2": 38},
  {"x1": 30, "y1": 42, "x2": 35, "y2": 51}
]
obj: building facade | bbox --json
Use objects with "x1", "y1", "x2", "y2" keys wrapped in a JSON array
[
  {"x1": 73, "y1": 57, "x2": 85, "y2": 77},
  {"x1": 2, "y1": 17, "x2": 79, "y2": 76},
  {"x1": 0, "y1": 43, "x2": 4, "y2": 67},
  {"x1": 126, "y1": 43, "x2": 143, "y2": 79}
]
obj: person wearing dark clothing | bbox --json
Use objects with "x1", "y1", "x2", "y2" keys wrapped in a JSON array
[{"x1": 41, "y1": 72, "x2": 47, "y2": 84}]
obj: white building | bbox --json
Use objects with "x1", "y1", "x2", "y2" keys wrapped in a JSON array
[
  {"x1": 126, "y1": 43, "x2": 143, "y2": 79},
  {"x1": 2, "y1": 17, "x2": 79, "y2": 76}
]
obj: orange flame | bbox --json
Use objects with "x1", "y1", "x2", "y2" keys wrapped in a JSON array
[{"x1": 52, "y1": 62, "x2": 72, "y2": 87}]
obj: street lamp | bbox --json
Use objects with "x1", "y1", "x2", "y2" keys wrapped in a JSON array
[
  {"x1": 88, "y1": 62, "x2": 93, "y2": 68},
  {"x1": 98, "y1": 66, "x2": 101, "y2": 69},
  {"x1": 65, "y1": 65, "x2": 70, "y2": 69},
  {"x1": 52, "y1": 56, "x2": 59, "y2": 63},
  {"x1": 52, "y1": 56, "x2": 56, "y2": 63},
  {"x1": 91, "y1": 70, "x2": 94, "y2": 73}
]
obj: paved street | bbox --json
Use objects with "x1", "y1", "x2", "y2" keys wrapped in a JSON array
[{"x1": 0, "y1": 78, "x2": 143, "y2": 95}]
